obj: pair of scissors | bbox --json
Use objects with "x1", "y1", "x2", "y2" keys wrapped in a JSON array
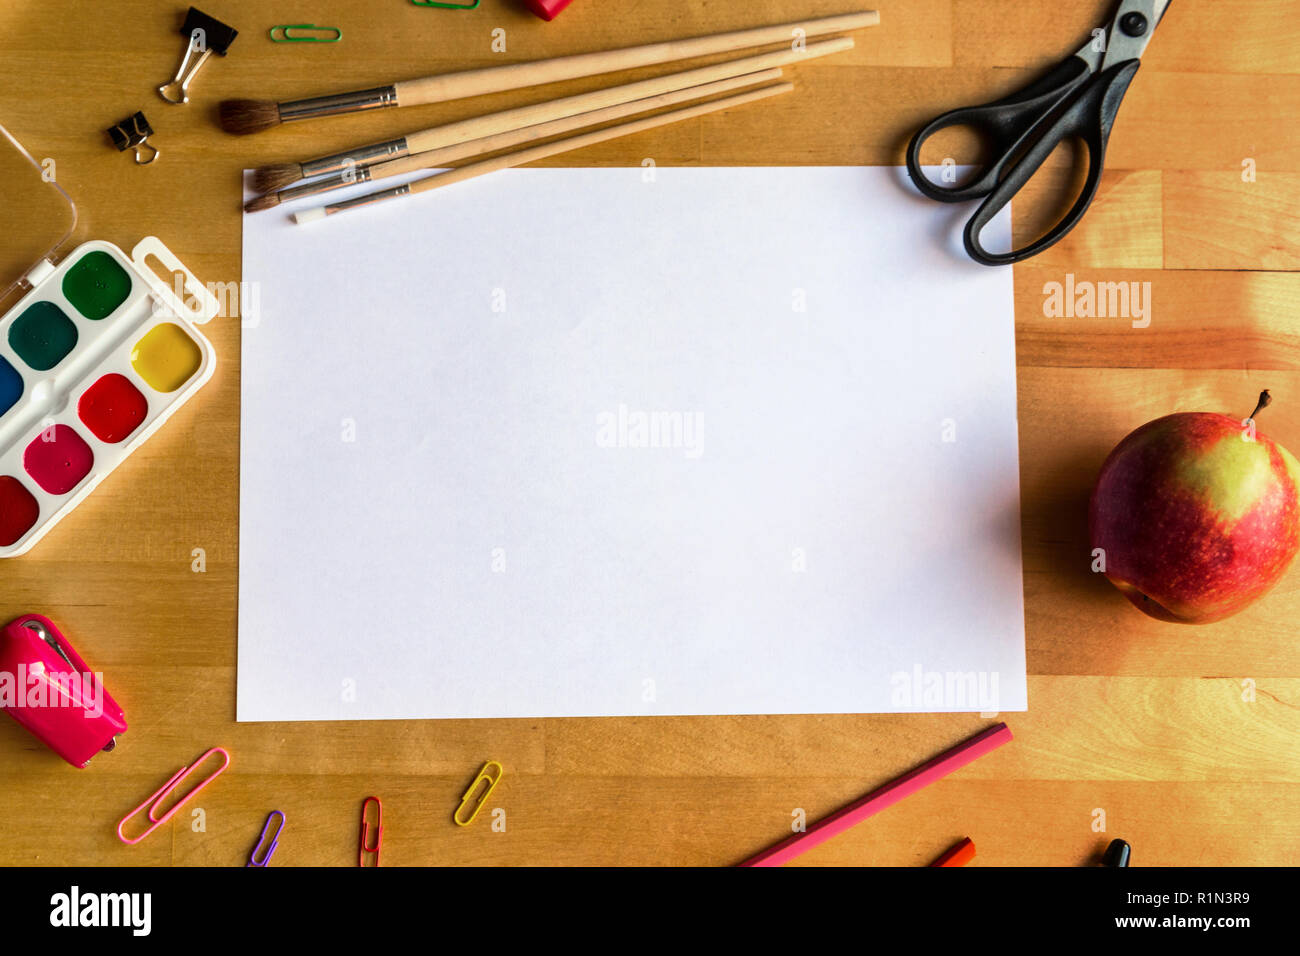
[{"x1": 906, "y1": 0, "x2": 1171, "y2": 266}]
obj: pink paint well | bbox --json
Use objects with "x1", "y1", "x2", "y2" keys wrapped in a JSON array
[{"x1": 23, "y1": 425, "x2": 95, "y2": 495}]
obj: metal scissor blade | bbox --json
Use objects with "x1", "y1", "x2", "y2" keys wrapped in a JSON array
[{"x1": 1101, "y1": 0, "x2": 1172, "y2": 70}]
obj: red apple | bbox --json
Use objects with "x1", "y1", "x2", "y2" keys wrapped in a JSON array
[{"x1": 1089, "y1": 391, "x2": 1300, "y2": 623}]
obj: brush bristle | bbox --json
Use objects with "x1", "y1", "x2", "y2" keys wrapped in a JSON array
[
  {"x1": 243, "y1": 192, "x2": 282, "y2": 214},
  {"x1": 219, "y1": 99, "x2": 282, "y2": 136},
  {"x1": 251, "y1": 163, "x2": 303, "y2": 194}
]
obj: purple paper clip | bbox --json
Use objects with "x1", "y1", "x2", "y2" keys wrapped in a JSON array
[{"x1": 247, "y1": 810, "x2": 285, "y2": 866}]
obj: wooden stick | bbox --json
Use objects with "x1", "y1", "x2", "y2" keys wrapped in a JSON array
[
  {"x1": 220, "y1": 11, "x2": 874, "y2": 134},
  {"x1": 254, "y1": 69, "x2": 785, "y2": 210},
  {"x1": 251, "y1": 37, "x2": 852, "y2": 193},
  {"x1": 257, "y1": 32, "x2": 853, "y2": 201},
  {"x1": 408, "y1": 37, "x2": 849, "y2": 154},
  {"x1": 405, "y1": 70, "x2": 789, "y2": 179},
  {"x1": 395, "y1": 11, "x2": 876, "y2": 107},
  {"x1": 294, "y1": 82, "x2": 794, "y2": 224}
]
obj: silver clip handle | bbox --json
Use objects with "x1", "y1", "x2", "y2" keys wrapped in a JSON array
[
  {"x1": 158, "y1": 31, "x2": 214, "y2": 105},
  {"x1": 133, "y1": 142, "x2": 161, "y2": 165}
]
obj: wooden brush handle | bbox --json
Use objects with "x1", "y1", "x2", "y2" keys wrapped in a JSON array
[
  {"x1": 393, "y1": 10, "x2": 874, "y2": 107},
  {"x1": 381, "y1": 69, "x2": 786, "y2": 181},
  {"x1": 404, "y1": 37, "x2": 852, "y2": 155},
  {"x1": 407, "y1": 82, "x2": 794, "y2": 197}
]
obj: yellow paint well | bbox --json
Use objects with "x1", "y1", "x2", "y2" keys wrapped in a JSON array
[{"x1": 131, "y1": 322, "x2": 201, "y2": 393}]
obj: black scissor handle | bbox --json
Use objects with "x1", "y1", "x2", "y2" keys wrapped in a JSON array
[
  {"x1": 964, "y1": 59, "x2": 1142, "y2": 266},
  {"x1": 906, "y1": 55, "x2": 1093, "y2": 203}
]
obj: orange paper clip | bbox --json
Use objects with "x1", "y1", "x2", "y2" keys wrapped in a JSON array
[
  {"x1": 359, "y1": 796, "x2": 382, "y2": 866},
  {"x1": 117, "y1": 747, "x2": 231, "y2": 845},
  {"x1": 454, "y1": 760, "x2": 503, "y2": 827}
]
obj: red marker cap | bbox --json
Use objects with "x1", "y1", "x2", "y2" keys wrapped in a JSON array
[
  {"x1": 930, "y1": 837, "x2": 976, "y2": 867},
  {"x1": 524, "y1": 0, "x2": 573, "y2": 20}
]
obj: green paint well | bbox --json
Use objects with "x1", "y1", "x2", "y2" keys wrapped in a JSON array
[
  {"x1": 62, "y1": 250, "x2": 132, "y2": 320},
  {"x1": 1174, "y1": 433, "x2": 1274, "y2": 522},
  {"x1": 8, "y1": 301, "x2": 78, "y2": 371}
]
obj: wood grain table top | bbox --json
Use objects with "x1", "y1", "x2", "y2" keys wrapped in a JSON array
[{"x1": 0, "y1": 0, "x2": 1295, "y2": 866}]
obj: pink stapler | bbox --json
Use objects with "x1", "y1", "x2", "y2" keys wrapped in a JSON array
[{"x1": 0, "y1": 614, "x2": 127, "y2": 767}]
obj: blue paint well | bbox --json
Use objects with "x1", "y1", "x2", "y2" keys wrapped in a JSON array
[{"x1": 0, "y1": 356, "x2": 22, "y2": 416}]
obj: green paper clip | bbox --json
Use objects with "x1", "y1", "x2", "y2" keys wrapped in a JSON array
[
  {"x1": 410, "y1": 0, "x2": 480, "y2": 8},
  {"x1": 269, "y1": 24, "x2": 343, "y2": 43}
]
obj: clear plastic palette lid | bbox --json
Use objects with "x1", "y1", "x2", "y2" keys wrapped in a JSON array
[{"x1": 0, "y1": 122, "x2": 78, "y2": 309}]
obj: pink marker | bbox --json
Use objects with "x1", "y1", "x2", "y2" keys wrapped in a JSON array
[{"x1": 739, "y1": 723, "x2": 1014, "y2": 866}]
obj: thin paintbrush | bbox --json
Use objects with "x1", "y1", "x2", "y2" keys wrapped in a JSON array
[
  {"x1": 221, "y1": 10, "x2": 875, "y2": 135},
  {"x1": 249, "y1": 37, "x2": 851, "y2": 193},
  {"x1": 292, "y1": 82, "x2": 793, "y2": 225},
  {"x1": 248, "y1": 68, "x2": 785, "y2": 212}
]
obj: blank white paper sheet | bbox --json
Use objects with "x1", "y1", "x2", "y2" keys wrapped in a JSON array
[{"x1": 238, "y1": 166, "x2": 1025, "y2": 721}]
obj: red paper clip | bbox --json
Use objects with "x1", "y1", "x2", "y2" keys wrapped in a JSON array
[{"x1": 359, "y1": 796, "x2": 383, "y2": 867}]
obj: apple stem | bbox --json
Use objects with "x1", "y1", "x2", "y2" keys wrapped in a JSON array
[{"x1": 1248, "y1": 390, "x2": 1272, "y2": 422}]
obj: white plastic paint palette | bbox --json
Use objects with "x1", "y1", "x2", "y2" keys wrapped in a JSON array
[{"x1": 0, "y1": 125, "x2": 218, "y2": 557}]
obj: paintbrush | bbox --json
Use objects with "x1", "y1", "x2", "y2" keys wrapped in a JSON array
[
  {"x1": 249, "y1": 38, "x2": 848, "y2": 194},
  {"x1": 220, "y1": 10, "x2": 875, "y2": 135},
  {"x1": 248, "y1": 36, "x2": 850, "y2": 195},
  {"x1": 292, "y1": 82, "x2": 793, "y2": 224},
  {"x1": 247, "y1": 68, "x2": 785, "y2": 212}
]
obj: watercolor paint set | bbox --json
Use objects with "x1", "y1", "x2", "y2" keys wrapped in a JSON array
[{"x1": 0, "y1": 124, "x2": 218, "y2": 557}]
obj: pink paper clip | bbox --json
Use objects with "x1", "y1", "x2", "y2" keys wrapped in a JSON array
[{"x1": 117, "y1": 747, "x2": 231, "y2": 845}]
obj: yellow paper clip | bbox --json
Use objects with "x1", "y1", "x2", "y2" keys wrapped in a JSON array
[
  {"x1": 117, "y1": 747, "x2": 231, "y2": 845},
  {"x1": 454, "y1": 760, "x2": 503, "y2": 826},
  {"x1": 269, "y1": 24, "x2": 342, "y2": 43}
]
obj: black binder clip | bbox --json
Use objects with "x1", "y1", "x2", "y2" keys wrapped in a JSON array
[
  {"x1": 158, "y1": 7, "x2": 239, "y2": 105},
  {"x1": 107, "y1": 112, "x2": 160, "y2": 165}
]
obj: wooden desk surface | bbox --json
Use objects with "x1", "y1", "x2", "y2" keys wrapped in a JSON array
[{"x1": 0, "y1": 0, "x2": 1296, "y2": 867}]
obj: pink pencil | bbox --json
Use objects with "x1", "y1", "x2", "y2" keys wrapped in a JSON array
[{"x1": 738, "y1": 723, "x2": 1013, "y2": 867}]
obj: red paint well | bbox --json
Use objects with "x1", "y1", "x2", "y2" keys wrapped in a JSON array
[
  {"x1": 23, "y1": 425, "x2": 94, "y2": 495},
  {"x1": 0, "y1": 476, "x2": 40, "y2": 546},
  {"x1": 78, "y1": 373, "x2": 148, "y2": 444}
]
